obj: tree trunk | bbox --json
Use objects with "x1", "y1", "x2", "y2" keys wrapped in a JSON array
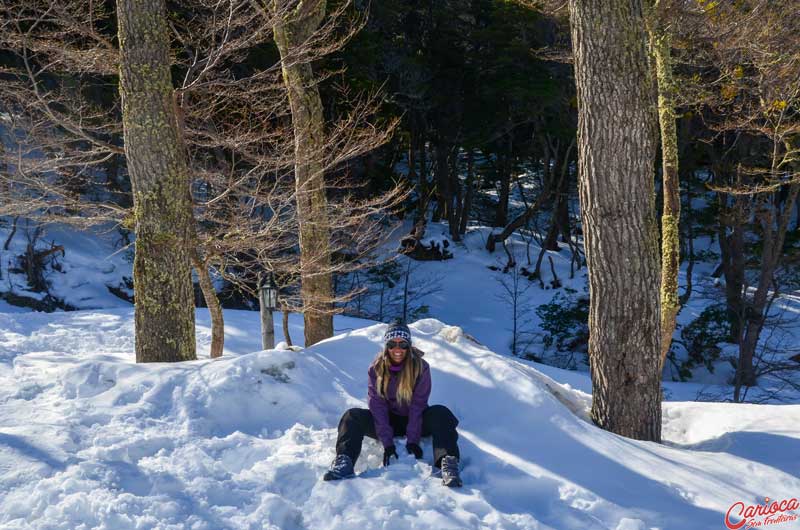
[
  {"x1": 718, "y1": 189, "x2": 746, "y2": 343},
  {"x1": 458, "y1": 149, "x2": 475, "y2": 235},
  {"x1": 568, "y1": 0, "x2": 662, "y2": 441},
  {"x1": 495, "y1": 139, "x2": 511, "y2": 227},
  {"x1": 796, "y1": 196, "x2": 800, "y2": 231},
  {"x1": 117, "y1": 0, "x2": 196, "y2": 363},
  {"x1": 407, "y1": 132, "x2": 417, "y2": 185},
  {"x1": 540, "y1": 135, "x2": 553, "y2": 192},
  {"x1": 651, "y1": 21, "x2": 681, "y2": 370},
  {"x1": 679, "y1": 168, "x2": 695, "y2": 306},
  {"x1": 536, "y1": 141, "x2": 574, "y2": 279},
  {"x1": 409, "y1": 134, "x2": 429, "y2": 244},
  {"x1": 273, "y1": 0, "x2": 333, "y2": 347},
  {"x1": 543, "y1": 138, "x2": 575, "y2": 252},
  {"x1": 736, "y1": 182, "x2": 800, "y2": 400},
  {"x1": 542, "y1": 152, "x2": 563, "y2": 252},
  {"x1": 432, "y1": 141, "x2": 450, "y2": 223},
  {"x1": 191, "y1": 252, "x2": 224, "y2": 358},
  {"x1": 449, "y1": 147, "x2": 462, "y2": 241},
  {"x1": 282, "y1": 307, "x2": 293, "y2": 347},
  {"x1": 486, "y1": 188, "x2": 552, "y2": 253},
  {"x1": 417, "y1": 135, "x2": 428, "y2": 222}
]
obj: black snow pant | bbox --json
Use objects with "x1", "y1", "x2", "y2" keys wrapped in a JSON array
[{"x1": 335, "y1": 404, "x2": 460, "y2": 468}]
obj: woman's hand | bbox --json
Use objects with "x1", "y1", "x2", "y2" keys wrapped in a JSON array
[
  {"x1": 406, "y1": 443, "x2": 423, "y2": 460},
  {"x1": 383, "y1": 445, "x2": 398, "y2": 466}
]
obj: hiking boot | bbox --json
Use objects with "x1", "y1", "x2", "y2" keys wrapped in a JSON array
[
  {"x1": 440, "y1": 455, "x2": 462, "y2": 488},
  {"x1": 323, "y1": 454, "x2": 355, "y2": 481}
]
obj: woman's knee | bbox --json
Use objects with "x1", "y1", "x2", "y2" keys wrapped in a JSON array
[
  {"x1": 340, "y1": 407, "x2": 370, "y2": 427},
  {"x1": 426, "y1": 404, "x2": 459, "y2": 428}
]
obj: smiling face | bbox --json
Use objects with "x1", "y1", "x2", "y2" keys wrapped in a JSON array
[{"x1": 386, "y1": 340, "x2": 410, "y2": 365}]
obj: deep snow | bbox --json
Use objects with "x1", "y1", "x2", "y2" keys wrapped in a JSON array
[{"x1": 1, "y1": 309, "x2": 799, "y2": 530}]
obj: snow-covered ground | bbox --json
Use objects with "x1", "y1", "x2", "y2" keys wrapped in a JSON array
[
  {"x1": 3, "y1": 212, "x2": 800, "y2": 399},
  {"x1": 0, "y1": 222, "x2": 133, "y2": 311},
  {"x1": 1, "y1": 308, "x2": 799, "y2": 529},
  {"x1": 2, "y1": 205, "x2": 800, "y2": 528}
]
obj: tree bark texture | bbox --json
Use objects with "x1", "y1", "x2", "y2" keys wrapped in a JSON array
[
  {"x1": 273, "y1": 0, "x2": 334, "y2": 347},
  {"x1": 117, "y1": 0, "x2": 196, "y2": 363},
  {"x1": 651, "y1": 21, "x2": 681, "y2": 371},
  {"x1": 568, "y1": 0, "x2": 662, "y2": 441}
]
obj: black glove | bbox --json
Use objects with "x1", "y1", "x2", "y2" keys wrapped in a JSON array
[
  {"x1": 383, "y1": 445, "x2": 398, "y2": 466},
  {"x1": 406, "y1": 443, "x2": 423, "y2": 460}
]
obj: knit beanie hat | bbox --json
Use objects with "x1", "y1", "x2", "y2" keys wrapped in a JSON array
[{"x1": 384, "y1": 320, "x2": 412, "y2": 346}]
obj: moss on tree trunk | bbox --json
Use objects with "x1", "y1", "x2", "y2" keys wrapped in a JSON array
[
  {"x1": 117, "y1": 0, "x2": 196, "y2": 362},
  {"x1": 650, "y1": 18, "x2": 681, "y2": 371}
]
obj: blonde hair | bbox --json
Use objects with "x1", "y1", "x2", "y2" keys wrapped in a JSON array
[{"x1": 371, "y1": 347, "x2": 422, "y2": 406}]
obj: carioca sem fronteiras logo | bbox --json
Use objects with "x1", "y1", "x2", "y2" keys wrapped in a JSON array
[{"x1": 725, "y1": 497, "x2": 799, "y2": 529}]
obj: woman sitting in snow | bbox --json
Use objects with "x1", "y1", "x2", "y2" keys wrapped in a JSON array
[{"x1": 323, "y1": 321, "x2": 463, "y2": 487}]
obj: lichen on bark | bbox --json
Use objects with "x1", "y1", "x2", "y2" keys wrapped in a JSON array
[
  {"x1": 118, "y1": 0, "x2": 197, "y2": 362},
  {"x1": 650, "y1": 18, "x2": 682, "y2": 370}
]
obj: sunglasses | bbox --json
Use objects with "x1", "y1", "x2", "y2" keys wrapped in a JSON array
[{"x1": 386, "y1": 340, "x2": 410, "y2": 350}]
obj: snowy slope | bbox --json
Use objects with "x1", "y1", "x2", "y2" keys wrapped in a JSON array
[
  {"x1": 4, "y1": 212, "x2": 800, "y2": 399},
  {"x1": 1, "y1": 309, "x2": 799, "y2": 530},
  {"x1": 0, "y1": 222, "x2": 133, "y2": 311},
  {"x1": 357, "y1": 217, "x2": 800, "y2": 398}
]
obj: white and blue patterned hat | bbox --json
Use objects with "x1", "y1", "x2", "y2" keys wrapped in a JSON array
[{"x1": 384, "y1": 321, "x2": 411, "y2": 345}]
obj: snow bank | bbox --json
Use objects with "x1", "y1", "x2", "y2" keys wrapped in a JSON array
[{"x1": 1, "y1": 309, "x2": 799, "y2": 529}]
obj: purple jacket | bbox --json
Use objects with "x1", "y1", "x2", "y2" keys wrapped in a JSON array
[{"x1": 368, "y1": 356, "x2": 431, "y2": 447}]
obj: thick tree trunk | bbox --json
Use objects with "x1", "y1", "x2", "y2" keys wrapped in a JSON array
[
  {"x1": 117, "y1": 0, "x2": 196, "y2": 363},
  {"x1": 191, "y1": 252, "x2": 224, "y2": 358},
  {"x1": 568, "y1": 0, "x2": 662, "y2": 441},
  {"x1": 273, "y1": 0, "x2": 333, "y2": 347},
  {"x1": 651, "y1": 24, "x2": 681, "y2": 370}
]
